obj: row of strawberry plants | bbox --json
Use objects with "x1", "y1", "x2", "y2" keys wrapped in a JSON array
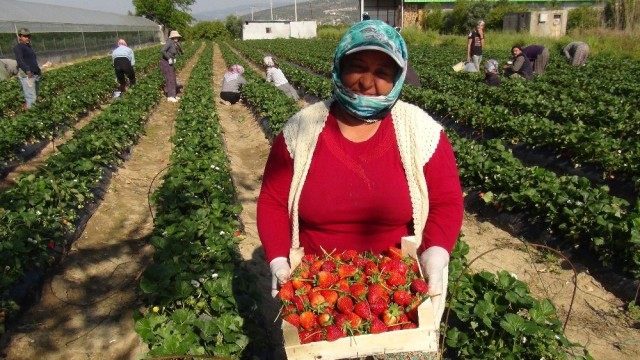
[
  {"x1": 247, "y1": 40, "x2": 640, "y2": 185},
  {"x1": 229, "y1": 42, "x2": 640, "y2": 278},
  {"x1": 0, "y1": 46, "x2": 167, "y2": 120},
  {"x1": 0, "y1": 46, "x2": 197, "y2": 319},
  {"x1": 221, "y1": 44, "x2": 590, "y2": 359},
  {"x1": 135, "y1": 43, "x2": 267, "y2": 358},
  {"x1": 0, "y1": 45, "x2": 174, "y2": 166},
  {"x1": 401, "y1": 78, "x2": 640, "y2": 277},
  {"x1": 410, "y1": 65, "x2": 638, "y2": 180}
]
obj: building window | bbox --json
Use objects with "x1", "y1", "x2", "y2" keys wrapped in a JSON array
[{"x1": 266, "y1": 27, "x2": 272, "y2": 34}]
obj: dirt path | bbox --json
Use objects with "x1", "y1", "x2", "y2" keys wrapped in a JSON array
[
  {"x1": 216, "y1": 44, "x2": 640, "y2": 360},
  {"x1": 212, "y1": 43, "x2": 288, "y2": 359},
  {"x1": 0, "y1": 48, "x2": 202, "y2": 360}
]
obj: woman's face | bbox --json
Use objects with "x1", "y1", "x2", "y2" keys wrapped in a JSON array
[{"x1": 340, "y1": 50, "x2": 398, "y2": 97}]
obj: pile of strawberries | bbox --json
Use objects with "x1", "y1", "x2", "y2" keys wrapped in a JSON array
[{"x1": 277, "y1": 246, "x2": 429, "y2": 344}]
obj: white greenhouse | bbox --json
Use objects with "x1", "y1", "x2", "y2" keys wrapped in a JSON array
[{"x1": 0, "y1": 0, "x2": 162, "y2": 63}]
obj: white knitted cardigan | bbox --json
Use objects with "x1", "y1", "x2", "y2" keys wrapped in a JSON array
[{"x1": 282, "y1": 99, "x2": 443, "y2": 251}]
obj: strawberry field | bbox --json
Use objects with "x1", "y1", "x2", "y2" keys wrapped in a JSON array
[{"x1": 0, "y1": 37, "x2": 639, "y2": 359}]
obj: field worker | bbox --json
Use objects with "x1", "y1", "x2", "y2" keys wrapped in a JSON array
[
  {"x1": 0, "y1": 59, "x2": 18, "y2": 82},
  {"x1": 219, "y1": 64, "x2": 247, "y2": 105},
  {"x1": 522, "y1": 45, "x2": 550, "y2": 75},
  {"x1": 466, "y1": 20, "x2": 485, "y2": 72},
  {"x1": 111, "y1": 39, "x2": 136, "y2": 96},
  {"x1": 503, "y1": 46, "x2": 533, "y2": 80},
  {"x1": 160, "y1": 30, "x2": 183, "y2": 103},
  {"x1": 563, "y1": 41, "x2": 590, "y2": 66},
  {"x1": 13, "y1": 28, "x2": 41, "y2": 109},
  {"x1": 263, "y1": 56, "x2": 299, "y2": 100},
  {"x1": 482, "y1": 59, "x2": 501, "y2": 86},
  {"x1": 257, "y1": 20, "x2": 463, "y2": 328}
]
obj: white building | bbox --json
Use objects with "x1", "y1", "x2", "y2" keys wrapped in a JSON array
[{"x1": 242, "y1": 21, "x2": 317, "y2": 40}]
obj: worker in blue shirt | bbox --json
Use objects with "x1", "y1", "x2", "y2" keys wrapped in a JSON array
[{"x1": 111, "y1": 39, "x2": 136, "y2": 95}]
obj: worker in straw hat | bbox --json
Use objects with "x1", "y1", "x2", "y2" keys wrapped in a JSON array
[{"x1": 160, "y1": 30, "x2": 183, "y2": 102}]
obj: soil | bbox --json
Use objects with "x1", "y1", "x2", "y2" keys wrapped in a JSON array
[{"x1": 0, "y1": 43, "x2": 639, "y2": 360}]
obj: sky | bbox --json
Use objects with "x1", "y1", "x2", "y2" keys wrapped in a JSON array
[{"x1": 17, "y1": 0, "x2": 296, "y2": 16}]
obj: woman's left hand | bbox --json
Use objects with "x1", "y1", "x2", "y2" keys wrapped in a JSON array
[
  {"x1": 269, "y1": 257, "x2": 291, "y2": 298},
  {"x1": 419, "y1": 246, "x2": 450, "y2": 327}
]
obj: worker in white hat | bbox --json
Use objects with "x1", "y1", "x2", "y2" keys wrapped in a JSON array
[{"x1": 160, "y1": 30, "x2": 183, "y2": 102}]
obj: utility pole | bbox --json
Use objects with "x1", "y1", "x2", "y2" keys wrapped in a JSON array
[
  {"x1": 270, "y1": 0, "x2": 273, "y2": 21},
  {"x1": 294, "y1": 0, "x2": 298, "y2": 21}
]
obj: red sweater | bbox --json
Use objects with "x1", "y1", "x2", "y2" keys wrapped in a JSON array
[{"x1": 257, "y1": 110, "x2": 463, "y2": 263}]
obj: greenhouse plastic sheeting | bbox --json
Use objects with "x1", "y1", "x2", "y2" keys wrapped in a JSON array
[{"x1": 0, "y1": 0, "x2": 160, "y2": 33}]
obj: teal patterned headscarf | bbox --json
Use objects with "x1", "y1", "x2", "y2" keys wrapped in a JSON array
[{"x1": 332, "y1": 20, "x2": 408, "y2": 122}]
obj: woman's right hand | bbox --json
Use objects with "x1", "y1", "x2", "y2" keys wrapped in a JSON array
[{"x1": 269, "y1": 257, "x2": 291, "y2": 297}]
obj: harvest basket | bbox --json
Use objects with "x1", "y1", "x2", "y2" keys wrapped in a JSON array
[{"x1": 282, "y1": 236, "x2": 438, "y2": 360}]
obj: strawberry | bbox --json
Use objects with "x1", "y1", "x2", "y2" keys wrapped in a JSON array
[
  {"x1": 292, "y1": 294, "x2": 308, "y2": 312},
  {"x1": 310, "y1": 259, "x2": 324, "y2": 274},
  {"x1": 386, "y1": 270, "x2": 406, "y2": 287},
  {"x1": 337, "y1": 278, "x2": 350, "y2": 292},
  {"x1": 334, "y1": 313, "x2": 349, "y2": 330},
  {"x1": 281, "y1": 304, "x2": 297, "y2": 317},
  {"x1": 321, "y1": 260, "x2": 337, "y2": 273},
  {"x1": 367, "y1": 283, "x2": 389, "y2": 304},
  {"x1": 316, "y1": 271, "x2": 339, "y2": 288},
  {"x1": 283, "y1": 313, "x2": 300, "y2": 328},
  {"x1": 299, "y1": 330, "x2": 314, "y2": 344},
  {"x1": 336, "y1": 296, "x2": 354, "y2": 314},
  {"x1": 301, "y1": 254, "x2": 317, "y2": 265},
  {"x1": 349, "y1": 283, "x2": 368, "y2": 300},
  {"x1": 324, "y1": 325, "x2": 344, "y2": 341},
  {"x1": 309, "y1": 292, "x2": 327, "y2": 312},
  {"x1": 337, "y1": 264, "x2": 357, "y2": 278},
  {"x1": 406, "y1": 296, "x2": 424, "y2": 322},
  {"x1": 353, "y1": 301, "x2": 373, "y2": 320},
  {"x1": 299, "y1": 311, "x2": 318, "y2": 330},
  {"x1": 317, "y1": 312, "x2": 333, "y2": 327},
  {"x1": 278, "y1": 282, "x2": 294, "y2": 302},
  {"x1": 341, "y1": 250, "x2": 358, "y2": 262},
  {"x1": 369, "y1": 299, "x2": 388, "y2": 315},
  {"x1": 390, "y1": 259, "x2": 409, "y2": 276},
  {"x1": 320, "y1": 290, "x2": 338, "y2": 308},
  {"x1": 393, "y1": 289, "x2": 412, "y2": 306},
  {"x1": 364, "y1": 260, "x2": 379, "y2": 276},
  {"x1": 385, "y1": 246, "x2": 403, "y2": 260},
  {"x1": 382, "y1": 303, "x2": 402, "y2": 326},
  {"x1": 410, "y1": 278, "x2": 429, "y2": 295},
  {"x1": 370, "y1": 317, "x2": 388, "y2": 334},
  {"x1": 347, "y1": 312, "x2": 362, "y2": 329}
]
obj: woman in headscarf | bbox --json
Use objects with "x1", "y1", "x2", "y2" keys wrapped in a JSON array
[
  {"x1": 263, "y1": 56, "x2": 299, "y2": 100},
  {"x1": 257, "y1": 20, "x2": 463, "y2": 329},
  {"x1": 482, "y1": 59, "x2": 501, "y2": 86},
  {"x1": 220, "y1": 64, "x2": 247, "y2": 105}
]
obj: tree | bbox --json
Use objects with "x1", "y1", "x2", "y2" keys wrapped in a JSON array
[
  {"x1": 133, "y1": 0, "x2": 195, "y2": 36},
  {"x1": 186, "y1": 21, "x2": 231, "y2": 40},
  {"x1": 225, "y1": 15, "x2": 244, "y2": 39}
]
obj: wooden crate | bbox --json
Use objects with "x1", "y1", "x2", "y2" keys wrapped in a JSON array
[{"x1": 283, "y1": 237, "x2": 438, "y2": 360}]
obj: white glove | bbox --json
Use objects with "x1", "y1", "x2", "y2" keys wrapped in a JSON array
[
  {"x1": 420, "y1": 246, "x2": 450, "y2": 328},
  {"x1": 168, "y1": 58, "x2": 175, "y2": 65},
  {"x1": 269, "y1": 257, "x2": 291, "y2": 298}
]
